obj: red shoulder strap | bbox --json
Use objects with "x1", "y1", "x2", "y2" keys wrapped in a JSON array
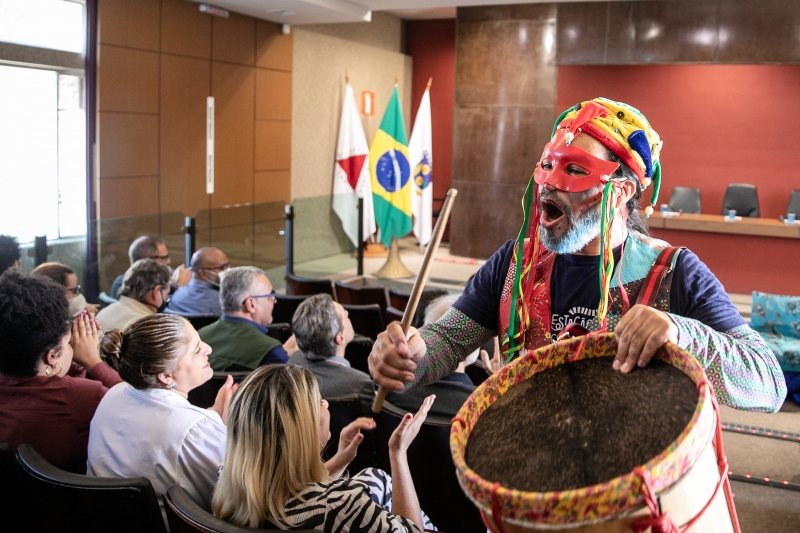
[{"x1": 635, "y1": 246, "x2": 683, "y2": 308}]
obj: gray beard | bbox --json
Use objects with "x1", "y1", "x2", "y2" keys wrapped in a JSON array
[{"x1": 539, "y1": 195, "x2": 602, "y2": 254}]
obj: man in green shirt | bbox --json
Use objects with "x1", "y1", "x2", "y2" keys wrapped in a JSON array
[{"x1": 199, "y1": 266, "x2": 295, "y2": 371}]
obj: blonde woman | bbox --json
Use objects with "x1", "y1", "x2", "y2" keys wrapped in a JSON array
[
  {"x1": 88, "y1": 314, "x2": 236, "y2": 509},
  {"x1": 212, "y1": 365, "x2": 436, "y2": 532}
]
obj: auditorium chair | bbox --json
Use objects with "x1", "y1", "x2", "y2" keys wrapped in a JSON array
[
  {"x1": 272, "y1": 293, "x2": 309, "y2": 325},
  {"x1": 667, "y1": 186, "x2": 701, "y2": 214},
  {"x1": 1, "y1": 442, "x2": 37, "y2": 533},
  {"x1": 323, "y1": 395, "x2": 376, "y2": 475},
  {"x1": 722, "y1": 183, "x2": 759, "y2": 217},
  {"x1": 386, "y1": 305, "x2": 404, "y2": 324},
  {"x1": 16, "y1": 444, "x2": 167, "y2": 533},
  {"x1": 342, "y1": 303, "x2": 385, "y2": 342},
  {"x1": 373, "y1": 401, "x2": 485, "y2": 533},
  {"x1": 265, "y1": 322, "x2": 293, "y2": 344},
  {"x1": 344, "y1": 335, "x2": 374, "y2": 374},
  {"x1": 164, "y1": 484, "x2": 318, "y2": 533},
  {"x1": 334, "y1": 281, "x2": 388, "y2": 315},
  {"x1": 388, "y1": 287, "x2": 410, "y2": 311},
  {"x1": 285, "y1": 273, "x2": 336, "y2": 299},
  {"x1": 787, "y1": 189, "x2": 800, "y2": 218},
  {"x1": 186, "y1": 315, "x2": 219, "y2": 331},
  {"x1": 188, "y1": 370, "x2": 251, "y2": 408}
]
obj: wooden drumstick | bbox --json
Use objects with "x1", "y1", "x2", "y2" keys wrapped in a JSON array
[{"x1": 371, "y1": 188, "x2": 458, "y2": 413}]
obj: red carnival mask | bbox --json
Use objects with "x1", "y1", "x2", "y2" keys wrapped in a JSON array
[{"x1": 533, "y1": 130, "x2": 620, "y2": 193}]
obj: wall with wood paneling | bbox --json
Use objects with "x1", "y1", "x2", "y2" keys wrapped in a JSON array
[{"x1": 95, "y1": 0, "x2": 292, "y2": 291}]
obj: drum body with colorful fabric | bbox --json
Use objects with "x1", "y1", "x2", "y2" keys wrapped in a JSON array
[{"x1": 450, "y1": 333, "x2": 738, "y2": 533}]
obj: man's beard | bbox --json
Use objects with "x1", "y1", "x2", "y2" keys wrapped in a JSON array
[{"x1": 538, "y1": 191, "x2": 602, "y2": 254}]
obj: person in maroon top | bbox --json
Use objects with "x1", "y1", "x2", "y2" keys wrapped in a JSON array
[{"x1": 0, "y1": 271, "x2": 122, "y2": 473}]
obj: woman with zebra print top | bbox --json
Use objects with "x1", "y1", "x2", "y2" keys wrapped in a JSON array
[{"x1": 212, "y1": 365, "x2": 437, "y2": 532}]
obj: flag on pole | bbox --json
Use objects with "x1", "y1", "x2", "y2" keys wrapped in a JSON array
[
  {"x1": 370, "y1": 84, "x2": 411, "y2": 248},
  {"x1": 333, "y1": 83, "x2": 376, "y2": 247},
  {"x1": 409, "y1": 85, "x2": 433, "y2": 246}
]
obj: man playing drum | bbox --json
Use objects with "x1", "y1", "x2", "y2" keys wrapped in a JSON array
[{"x1": 370, "y1": 97, "x2": 786, "y2": 412}]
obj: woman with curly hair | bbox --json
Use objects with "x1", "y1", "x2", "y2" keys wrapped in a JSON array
[
  {"x1": 212, "y1": 365, "x2": 436, "y2": 532},
  {"x1": 0, "y1": 271, "x2": 122, "y2": 473},
  {"x1": 88, "y1": 314, "x2": 235, "y2": 510}
]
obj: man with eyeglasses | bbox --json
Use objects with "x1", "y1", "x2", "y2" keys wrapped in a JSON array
[
  {"x1": 198, "y1": 266, "x2": 297, "y2": 372},
  {"x1": 165, "y1": 247, "x2": 229, "y2": 317},
  {"x1": 109, "y1": 236, "x2": 191, "y2": 299}
]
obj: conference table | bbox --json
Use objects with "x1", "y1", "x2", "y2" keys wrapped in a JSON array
[{"x1": 644, "y1": 212, "x2": 800, "y2": 295}]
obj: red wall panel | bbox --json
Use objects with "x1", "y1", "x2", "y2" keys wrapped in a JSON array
[
  {"x1": 406, "y1": 19, "x2": 456, "y2": 202},
  {"x1": 557, "y1": 65, "x2": 800, "y2": 219}
]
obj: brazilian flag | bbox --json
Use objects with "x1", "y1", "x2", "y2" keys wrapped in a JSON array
[{"x1": 370, "y1": 85, "x2": 412, "y2": 247}]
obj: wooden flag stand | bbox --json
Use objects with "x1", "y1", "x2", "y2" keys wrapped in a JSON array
[
  {"x1": 373, "y1": 236, "x2": 414, "y2": 279},
  {"x1": 363, "y1": 243, "x2": 389, "y2": 258}
]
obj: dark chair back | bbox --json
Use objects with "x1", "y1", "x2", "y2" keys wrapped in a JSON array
[
  {"x1": 787, "y1": 189, "x2": 800, "y2": 218},
  {"x1": 344, "y1": 335, "x2": 374, "y2": 374},
  {"x1": 667, "y1": 186, "x2": 701, "y2": 214},
  {"x1": 722, "y1": 183, "x2": 759, "y2": 217},
  {"x1": 285, "y1": 273, "x2": 335, "y2": 299},
  {"x1": 16, "y1": 444, "x2": 167, "y2": 533},
  {"x1": 373, "y1": 402, "x2": 485, "y2": 533},
  {"x1": 334, "y1": 281, "x2": 388, "y2": 314},
  {"x1": 323, "y1": 395, "x2": 376, "y2": 475},
  {"x1": 272, "y1": 294, "x2": 309, "y2": 325},
  {"x1": 186, "y1": 315, "x2": 220, "y2": 331},
  {"x1": 465, "y1": 362, "x2": 490, "y2": 387},
  {"x1": 343, "y1": 303, "x2": 385, "y2": 342},
  {"x1": 1, "y1": 443, "x2": 36, "y2": 533},
  {"x1": 188, "y1": 371, "x2": 251, "y2": 408},
  {"x1": 265, "y1": 322, "x2": 292, "y2": 344},
  {"x1": 388, "y1": 288, "x2": 410, "y2": 311},
  {"x1": 164, "y1": 483, "x2": 288, "y2": 533},
  {"x1": 386, "y1": 306, "x2": 404, "y2": 324}
]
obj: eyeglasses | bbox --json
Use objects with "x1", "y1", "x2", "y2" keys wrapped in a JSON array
[
  {"x1": 245, "y1": 290, "x2": 276, "y2": 304},
  {"x1": 66, "y1": 284, "x2": 81, "y2": 296},
  {"x1": 203, "y1": 263, "x2": 230, "y2": 274},
  {"x1": 147, "y1": 254, "x2": 170, "y2": 261}
]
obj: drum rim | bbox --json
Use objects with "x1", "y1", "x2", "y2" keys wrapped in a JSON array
[{"x1": 450, "y1": 332, "x2": 715, "y2": 527}]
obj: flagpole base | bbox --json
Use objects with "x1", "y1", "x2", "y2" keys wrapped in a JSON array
[{"x1": 374, "y1": 237, "x2": 415, "y2": 279}]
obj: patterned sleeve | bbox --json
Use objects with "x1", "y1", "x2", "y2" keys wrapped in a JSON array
[
  {"x1": 410, "y1": 308, "x2": 495, "y2": 390},
  {"x1": 668, "y1": 314, "x2": 787, "y2": 413}
]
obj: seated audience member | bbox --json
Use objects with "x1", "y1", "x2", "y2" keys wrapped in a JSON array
[
  {"x1": 386, "y1": 294, "x2": 481, "y2": 418},
  {"x1": 212, "y1": 365, "x2": 436, "y2": 532},
  {"x1": 199, "y1": 266, "x2": 294, "y2": 371},
  {"x1": 165, "y1": 247, "x2": 229, "y2": 317},
  {"x1": 289, "y1": 294, "x2": 374, "y2": 401},
  {"x1": 110, "y1": 235, "x2": 190, "y2": 299},
  {"x1": 32, "y1": 262, "x2": 99, "y2": 316},
  {"x1": 88, "y1": 314, "x2": 234, "y2": 508},
  {"x1": 96, "y1": 259, "x2": 171, "y2": 332},
  {"x1": 0, "y1": 235, "x2": 21, "y2": 274},
  {"x1": 0, "y1": 271, "x2": 122, "y2": 473}
]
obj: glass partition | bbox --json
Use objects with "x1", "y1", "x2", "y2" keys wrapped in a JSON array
[{"x1": 292, "y1": 194, "x2": 357, "y2": 280}]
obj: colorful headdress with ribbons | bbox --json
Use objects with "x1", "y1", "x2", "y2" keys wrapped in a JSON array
[{"x1": 506, "y1": 98, "x2": 663, "y2": 357}]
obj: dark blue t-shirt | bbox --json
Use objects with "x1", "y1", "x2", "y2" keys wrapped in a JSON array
[{"x1": 454, "y1": 239, "x2": 745, "y2": 338}]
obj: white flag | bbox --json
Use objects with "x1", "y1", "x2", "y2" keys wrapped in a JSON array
[
  {"x1": 409, "y1": 88, "x2": 433, "y2": 246},
  {"x1": 333, "y1": 84, "x2": 376, "y2": 247}
]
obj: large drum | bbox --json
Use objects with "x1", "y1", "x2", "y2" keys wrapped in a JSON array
[{"x1": 450, "y1": 333, "x2": 740, "y2": 533}]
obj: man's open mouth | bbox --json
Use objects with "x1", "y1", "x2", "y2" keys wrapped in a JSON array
[{"x1": 540, "y1": 198, "x2": 565, "y2": 229}]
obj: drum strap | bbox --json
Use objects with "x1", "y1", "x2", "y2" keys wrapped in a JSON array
[
  {"x1": 635, "y1": 246, "x2": 683, "y2": 307},
  {"x1": 632, "y1": 379, "x2": 742, "y2": 533}
]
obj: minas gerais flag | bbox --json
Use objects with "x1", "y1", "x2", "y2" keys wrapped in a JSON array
[
  {"x1": 370, "y1": 84, "x2": 412, "y2": 248},
  {"x1": 332, "y1": 83, "x2": 376, "y2": 247},
  {"x1": 409, "y1": 84, "x2": 432, "y2": 246}
]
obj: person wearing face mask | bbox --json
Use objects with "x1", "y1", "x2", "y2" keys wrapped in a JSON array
[
  {"x1": 0, "y1": 271, "x2": 122, "y2": 473},
  {"x1": 165, "y1": 247, "x2": 229, "y2": 317},
  {"x1": 96, "y1": 259, "x2": 171, "y2": 332},
  {"x1": 32, "y1": 262, "x2": 100, "y2": 316},
  {"x1": 109, "y1": 236, "x2": 191, "y2": 300},
  {"x1": 370, "y1": 97, "x2": 785, "y2": 414}
]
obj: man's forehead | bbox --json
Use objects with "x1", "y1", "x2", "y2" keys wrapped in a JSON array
[
  {"x1": 568, "y1": 133, "x2": 608, "y2": 159},
  {"x1": 255, "y1": 274, "x2": 272, "y2": 291}
]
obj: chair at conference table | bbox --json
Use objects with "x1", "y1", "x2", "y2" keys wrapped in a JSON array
[
  {"x1": 722, "y1": 183, "x2": 759, "y2": 217},
  {"x1": 164, "y1": 483, "x2": 315, "y2": 533},
  {"x1": 16, "y1": 444, "x2": 167, "y2": 533},
  {"x1": 188, "y1": 370, "x2": 251, "y2": 408},
  {"x1": 272, "y1": 293, "x2": 309, "y2": 325},
  {"x1": 667, "y1": 186, "x2": 701, "y2": 214},
  {"x1": 334, "y1": 281, "x2": 389, "y2": 315},
  {"x1": 373, "y1": 401, "x2": 486, "y2": 533},
  {"x1": 285, "y1": 272, "x2": 336, "y2": 299}
]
